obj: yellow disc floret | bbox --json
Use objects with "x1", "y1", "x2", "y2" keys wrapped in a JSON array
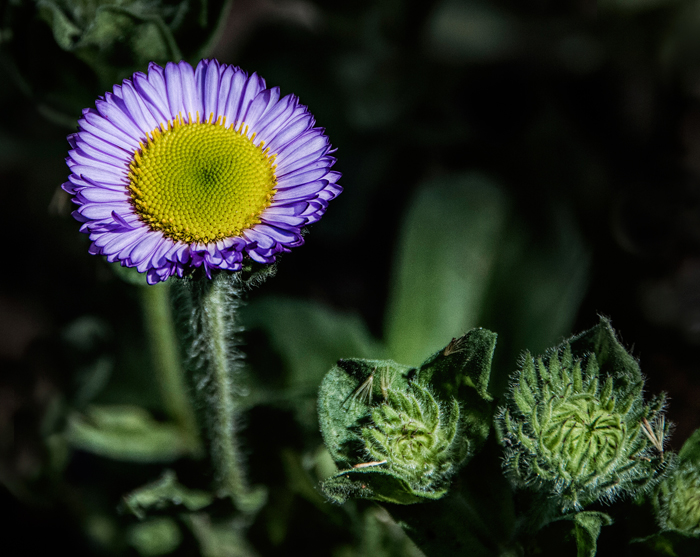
[{"x1": 128, "y1": 114, "x2": 277, "y2": 244}]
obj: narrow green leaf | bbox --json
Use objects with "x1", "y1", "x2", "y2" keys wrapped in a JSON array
[
  {"x1": 65, "y1": 405, "x2": 189, "y2": 462},
  {"x1": 122, "y1": 470, "x2": 214, "y2": 520},
  {"x1": 385, "y1": 173, "x2": 509, "y2": 366},
  {"x1": 321, "y1": 470, "x2": 432, "y2": 505}
]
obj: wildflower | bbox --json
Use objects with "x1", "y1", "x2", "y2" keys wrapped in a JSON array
[{"x1": 64, "y1": 59, "x2": 341, "y2": 284}]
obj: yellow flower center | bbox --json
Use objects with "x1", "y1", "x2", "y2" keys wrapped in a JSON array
[{"x1": 128, "y1": 114, "x2": 277, "y2": 244}]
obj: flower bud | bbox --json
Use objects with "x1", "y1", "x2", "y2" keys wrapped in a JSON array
[
  {"x1": 317, "y1": 328, "x2": 496, "y2": 504},
  {"x1": 656, "y1": 461, "x2": 700, "y2": 537},
  {"x1": 496, "y1": 320, "x2": 669, "y2": 511},
  {"x1": 362, "y1": 382, "x2": 469, "y2": 493}
]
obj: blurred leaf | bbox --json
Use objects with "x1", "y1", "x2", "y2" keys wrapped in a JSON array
[
  {"x1": 600, "y1": 0, "x2": 681, "y2": 12},
  {"x1": 385, "y1": 172, "x2": 510, "y2": 366},
  {"x1": 127, "y1": 517, "x2": 182, "y2": 556},
  {"x1": 385, "y1": 487, "x2": 503, "y2": 557},
  {"x1": 679, "y1": 427, "x2": 700, "y2": 465},
  {"x1": 359, "y1": 506, "x2": 424, "y2": 557},
  {"x1": 280, "y1": 448, "x2": 327, "y2": 509},
  {"x1": 572, "y1": 511, "x2": 613, "y2": 557},
  {"x1": 426, "y1": 0, "x2": 518, "y2": 63},
  {"x1": 660, "y1": 1, "x2": 700, "y2": 77},
  {"x1": 3, "y1": 0, "x2": 229, "y2": 122},
  {"x1": 122, "y1": 470, "x2": 214, "y2": 520},
  {"x1": 36, "y1": 0, "x2": 185, "y2": 85},
  {"x1": 111, "y1": 261, "x2": 150, "y2": 286},
  {"x1": 243, "y1": 296, "x2": 386, "y2": 389},
  {"x1": 184, "y1": 514, "x2": 258, "y2": 557},
  {"x1": 37, "y1": 0, "x2": 81, "y2": 50},
  {"x1": 65, "y1": 404, "x2": 190, "y2": 461},
  {"x1": 482, "y1": 203, "x2": 589, "y2": 395},
  {"x1": 61, "y1": 315, "x2": 114, "y2": 406}
]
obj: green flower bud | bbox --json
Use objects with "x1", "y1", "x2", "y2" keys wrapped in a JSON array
[
  {"x1": 497, "y1": 328, "x2": 669, "y2": 512},
  {"x1": 656, "y1": 461, "x2": 700, "y2": 537},
  {"x1": 317, "y1": 328, "x2": 497, "y2": 504},
  {"x1": 362, "y1": 382, "x2": 469, "y2": 492}
]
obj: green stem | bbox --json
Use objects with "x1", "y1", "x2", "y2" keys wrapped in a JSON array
[
  {"x1": 172, "y1": 272, "x2": 265, "y2": 512},
  {"x1": 202, "y1": 275, "x2": 245, "y2": 499},
  {"x1": 140, "y1": 283, "x2": 202, "y2": 456}
]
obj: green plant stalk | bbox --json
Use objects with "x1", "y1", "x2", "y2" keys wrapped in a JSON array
[
  {"x1": 140, "y1": 283, "x2": 201, "y2": 456},
  {"x1": 201, "y1": 275, "x2": 245, "y2": 500},
  {"x1": 172, "y1": 272, "x2": 264, "y2": 511}
]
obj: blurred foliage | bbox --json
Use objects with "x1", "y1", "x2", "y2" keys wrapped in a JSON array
[{"x1": 3, "y1": 0, "x2": 700, "y2": 555}]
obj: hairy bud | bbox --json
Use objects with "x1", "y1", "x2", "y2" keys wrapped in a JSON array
[
  {"x1": 654, "y1": 427, "x2": 700, "y2": 537},
  {"x1": 656, "y1": 461, "x2": 700, "y2": 537},
  {"x1": 362, "y1": 383, "x2": 468, "y2": 492},
  {"x1": 496, "y1": 319, "x2": 670, "y2": 511},
  {"x1": 317, "y1": 328, "x2": 496, "y2": 504}
]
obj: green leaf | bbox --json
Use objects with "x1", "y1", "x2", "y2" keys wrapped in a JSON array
[
  {"x1": 458, "y1": 196, "x2": 588, "y2": 400},
  {"x1": 35, "y1": 0, "x2": 229, "y2": 91},
  {"x1": 416, "y1": 329, "x2": 497, "y2": 452},
  {"x1": 184, "y1": 514, "x2": 258, "y2": 557},
  {"x1": 122, "y1": 470, "x2": 214, "y2": 520},
  {"x1": 568, "y1": 317, "x2": 643, "y2": 389},
  {"x1": 65, "y1": 405, "x2": 190, "y2": 462},
  {"x1": 385, "y1": 173, "x2": 510, "y2": 366},
  {"x1": 36, "y1": 1, "x2": 82, "y2": 50},
  {"x1": 679, "y1": 428, "x2": 700, "y2": 466},
  {"x1": 417, "y1": 328, "x2": 497, "y2": 403},
  {"x1": 321, "y1": 470, "x2": 433, "y2": 505},
  {"x1": 110, "y1": 260, "x2": 150, "y2": 285},
  {"x1": 572, "y1": 511, "x2": 613, "y2": 557},
  {"x1": 127, "y1": 517, "x2": 182, "y2": 556},
  {"x1": 243, "y1": 296, "x2": 386, "y2": 390}
]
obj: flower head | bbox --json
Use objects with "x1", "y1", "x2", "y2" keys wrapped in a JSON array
[{"x1": 64, "y1": 59, "x2": 341, "y2": 284}]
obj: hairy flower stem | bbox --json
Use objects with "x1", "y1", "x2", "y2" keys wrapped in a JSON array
[
  {"x1": 172, "y1": 272, "x2": 264, "y2": 512},
  {"x1": 140, "y1": 283, "x2": 201, "y2": 456}
]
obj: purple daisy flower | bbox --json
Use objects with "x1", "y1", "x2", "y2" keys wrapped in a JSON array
[{"x1": 64, "y1": 59, "x2": 341, "y2": 285}]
